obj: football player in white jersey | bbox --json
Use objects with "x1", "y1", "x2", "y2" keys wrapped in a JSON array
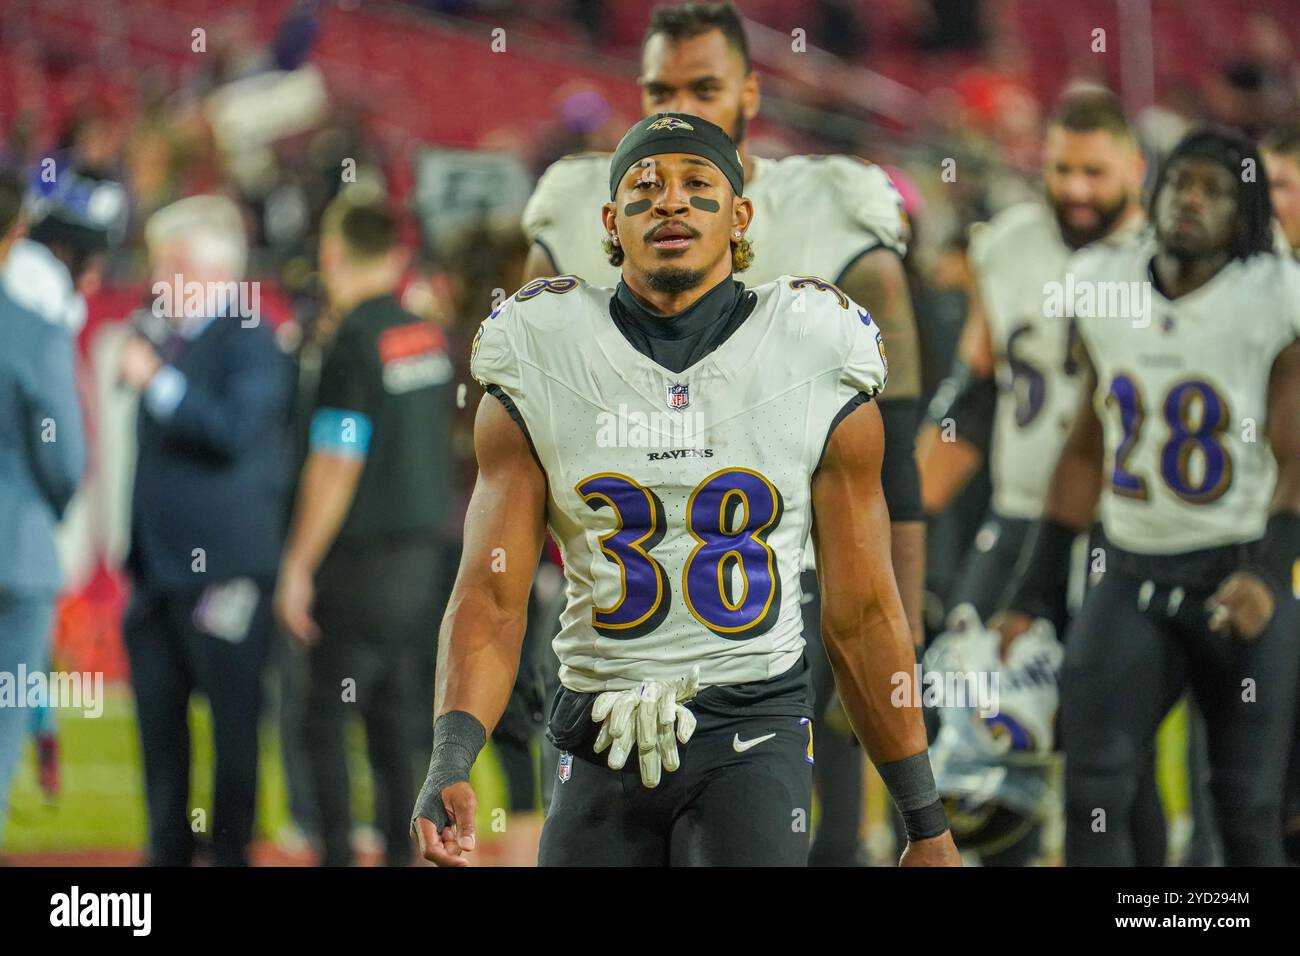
[
  {"x1": 917, "y1": 87, "x2": 1177, "y2": 868},
  {"x1": 411, "y1": 113, "x2": 959, "y2": 867},
  {"x1": 918, "y1": 88, "x2": 1145, "y2": 619},
  {"x1": 1001, "y1": 128, "x2": 1300, "y2": 865},
  {"x1": 519, "y1": 0, "x2": 924, "y2": 867}
]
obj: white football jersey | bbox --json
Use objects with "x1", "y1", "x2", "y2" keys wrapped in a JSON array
[
  {"x1": 471, "y1": 274, "x2": 889, "y2": 693},
  {"x1": 1069, "y1": 235, "x2": 1300, "y2": 554},
  {"x1": 521, "y1": 152, "x2": 908, "y2": 288},
  {"x1": 971, "y1": 204, "x2": 1142, "y2": 519}
]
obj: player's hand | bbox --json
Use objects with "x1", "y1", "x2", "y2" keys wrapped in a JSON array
[
  {"x1": 413, "y1": 781, "x2": 478, "y2": 867},
  {"x1": 1206, "y1": 571, "x2": 1276, "y2": 640},
  {"x1": 118, "y1": 334, "x2": 163, "y2": 392},
  {"x1": 899, "y1": 831, "x2": 962, "y2": 866},
  {"x1": 989, "y1": 609, "x2": 1034, "y2": 660},
  {"x1": 274, "y1": 562, "x2": 319, "y2": 646}
]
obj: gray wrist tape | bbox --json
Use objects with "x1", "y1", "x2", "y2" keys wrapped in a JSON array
[
  {"x1": 410, "y1": 710, "x2": 486, "y2": 834},
  {"x1": 878, "y1": 751, "x2": 950, "y2": 841}
]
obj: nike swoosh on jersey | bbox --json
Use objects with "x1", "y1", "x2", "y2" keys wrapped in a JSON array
[{"x1": 732, "y1": 732, "x2": 777, "y2": 753}]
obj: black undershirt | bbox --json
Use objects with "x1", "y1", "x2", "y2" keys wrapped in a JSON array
[{"x1": 609, "y1": 273, "x2": 757, "y2": 373}]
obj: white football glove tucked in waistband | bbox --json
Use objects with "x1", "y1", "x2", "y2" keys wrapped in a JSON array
[{"x1": 591, "y1": 667, "x2": 700, "y2": 788}]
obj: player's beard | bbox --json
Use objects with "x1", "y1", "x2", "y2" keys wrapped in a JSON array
[
  {"x1": 646, "y1": 265, "x2": 709, "y2": 294},
  {"x1": 1051, "y1": 189, "x2": 1131, "y2": 249},
  {"x1": 730, "y1": 108, "x2": 747, "y2": 147}
]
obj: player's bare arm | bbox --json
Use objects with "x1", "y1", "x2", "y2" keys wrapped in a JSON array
[
  {"x1": 839, "y1": 248, "x2": 926, "y2": 646},
  {"x1": 275, "y1": 452, "x2": 365, "y2": 645},
  {"x1": 520, "y1": 241, "x2": 560, "y2": 285},
  {"x1": 412, "y1": 392, "x2": 548, "y2": 866},
  {"x1": 1208, "y1": 339, "x2": 1300, "y2": 638},
  {"x1": 810, "y1": 400, "x2": 960, "y2": 866},
  {"x1": 917, "y1": 280, "x2": 995, "y2": 516}
]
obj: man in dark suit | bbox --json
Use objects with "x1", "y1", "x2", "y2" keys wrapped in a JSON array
[
  {"x1": 120, "y1": 195, "x2": 290, "y2": 866},
  {"x1": 0, "y1": 169, "x2": 87, "y2": 843}
]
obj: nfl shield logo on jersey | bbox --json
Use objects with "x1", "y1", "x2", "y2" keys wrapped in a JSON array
[
  {"x1": 666, "y1": 382, "x2": 690, "y2": 409},
  {"x1": 557, "y1": 752, "x2": 573, "y2": 783}
]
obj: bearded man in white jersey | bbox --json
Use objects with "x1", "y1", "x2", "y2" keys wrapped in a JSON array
[
  {"x1": 411, "y1": 113, "x2": 960, "y2": 867},
  {"x1": 1001, "y1": 128, "x2": 1300, "y2": 866},
  {"x1": 916, "y1": 88, "x2": 1178, "y2": 866},
  {"x1": 519, "y1": 0, "x2": 923, "y2": 866}
]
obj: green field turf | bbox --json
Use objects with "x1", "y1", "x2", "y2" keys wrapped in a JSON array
[
  {"x1": 2, "y1": 683, "x2": 509, "y2": 855},
  {"x1": 3, "y1": 683, "x2": 1190, "y2": 860}
]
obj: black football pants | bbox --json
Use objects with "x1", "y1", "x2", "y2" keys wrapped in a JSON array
[
  {"x1": 307, "y1": 537, "x2": 440, "y2": 866},
  {"x1": 538, "y1": 691, "x2": 813, "y2": 866},
  {"x1": 1061, "y1": 552, "x2": 1298, "y2": 866}
]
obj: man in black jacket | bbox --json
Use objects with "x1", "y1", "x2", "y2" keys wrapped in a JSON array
[
  {"x1": 276, "y1": 196, "x2": 452, "y2": 866},
  {"x1": 120, "y1": 194, "x2": 290, "y2": 866}
]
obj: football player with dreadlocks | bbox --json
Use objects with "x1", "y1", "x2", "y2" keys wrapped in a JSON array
[{"x1": 1000, "y1": 128, "x2": 1300, "y2": 865}]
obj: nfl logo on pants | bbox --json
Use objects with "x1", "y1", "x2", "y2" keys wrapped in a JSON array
[
  {"x1": 558, "y1": 752, "x2": 573, "y2": 783},
  {"x1": 666, "y1": 382, "x2": 690, "y2": 409}
]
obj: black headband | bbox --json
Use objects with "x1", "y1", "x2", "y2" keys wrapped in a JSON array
[{"x1": 608, "y1": 112, "x2": 744, "y2": 199}]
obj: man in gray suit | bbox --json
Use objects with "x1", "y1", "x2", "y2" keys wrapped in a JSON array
[{"x1": 0, "y1": 168, "x2": 87, "y2": 843}]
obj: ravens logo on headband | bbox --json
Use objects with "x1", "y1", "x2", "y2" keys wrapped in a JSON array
[{"x1": 647, "y1": 116, "x2": 694, "y2": 132}]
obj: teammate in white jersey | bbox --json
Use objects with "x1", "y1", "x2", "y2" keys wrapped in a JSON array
[
  {"x1": 518, "y1": 0, "x2": 924, "y2": 867},
  {"x1": 412, "y1": 113, "x2": 959, "y2": 867},
  {"x1": 919, "y1": 88, "x2": 1146, "y2": 619},
  {"x1": 918, "y1": 88, "x2": 1175, "y2": 868},
  {"x1": 1002, "y1": 128, "x2": 1300, "y2": 865}
]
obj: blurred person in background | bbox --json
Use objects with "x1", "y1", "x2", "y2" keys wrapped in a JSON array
[
  {"x1": 1264, "y1": 123, "x2": 1300, "y2": 864},
  {"x1": 919, "y1": 88, "x2": 1145, "y2": 621},
  {"x1": 0, "y1": 168, "x2": 87, "y2": 846},
  {"x1": 120, "y1": 195, "x2": 290, "y2": 867},
  {"x1": 2, "y1": 156, "x2": 126, "y2": 335},
  {"x1": 916, "y1": 88, "x2": 1170, "y2": 866},
  {"x1": 275, "y1": 196, "x2": 453, "y2": 867},
  {"x1": 1000, "y1": 128, "x2": 1300, "y2": 866},
  {"x1": 0, "y1": 158, "x2": 125, "y2": 812},
  {"x1": 1263, "y1": 125, "x2": 1300, "y2": 257}
]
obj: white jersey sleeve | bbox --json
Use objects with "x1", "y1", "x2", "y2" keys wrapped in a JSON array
[
  {"x1": 839, "y1": 290, "x2": 891, "y2": 400},
  {"x1": 827, "y1": 156, "x2": 910, "y2": 259},
  {"x1": 469, "y1": 297, "x2": 523, "y2": 396},
  {"x1": 740, "y1": 155, "x2": 908, "y2": 287},
  {"x1": 520, "y1": 153, "x2": 619, "y2": 284}
]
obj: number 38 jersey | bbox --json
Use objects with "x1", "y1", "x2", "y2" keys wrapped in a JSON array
[
  {"x1": 1069, "y1": 235, "x2": 1300, "y2": 554},
  {"x1": 471, "y1": 275, "x2": 888, "y2": 693}
]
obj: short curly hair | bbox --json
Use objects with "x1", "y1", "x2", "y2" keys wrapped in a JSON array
[{"x1": 604, "y1": 233, "x2": 754, "y2": 272}]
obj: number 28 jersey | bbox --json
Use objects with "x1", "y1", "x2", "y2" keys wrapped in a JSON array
[
  {"x1": 471, "y1": 275, "x2": 889, "y2": 694},
  {"x1": 1070, "y1": 236, "x2": 1300, "y2": 554}
]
